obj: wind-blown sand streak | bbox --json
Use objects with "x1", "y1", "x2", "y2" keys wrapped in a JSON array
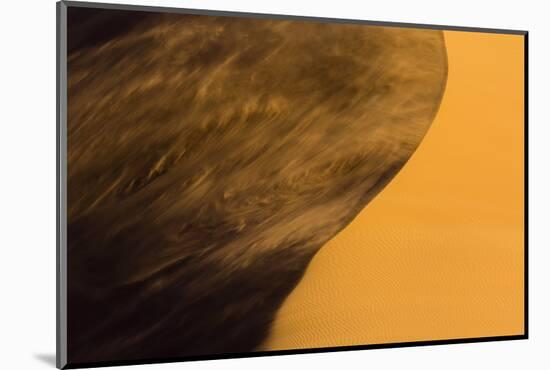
[{"x1": 67, "y1": 8, "x2": 447, "y2": 363}]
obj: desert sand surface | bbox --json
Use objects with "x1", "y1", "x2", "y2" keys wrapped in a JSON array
[{"x1": 264, "y1": 30, "x2": 525, "y2": 350}]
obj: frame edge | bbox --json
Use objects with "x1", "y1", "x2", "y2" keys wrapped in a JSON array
[
  {"x1": 57, "y1": 1, "x2": 68, "y2": 369},
  {"x1": 61, "y1": 0, "x2": 527, "y2": 35}
]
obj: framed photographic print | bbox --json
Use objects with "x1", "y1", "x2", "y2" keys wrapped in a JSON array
[{"x1": 56, "y1": 1, "x2": 528, "y2": 368}]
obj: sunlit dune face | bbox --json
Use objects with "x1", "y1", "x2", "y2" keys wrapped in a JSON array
[{"x1": 264, "y1": 31, "x2": 525, "y2": 350}]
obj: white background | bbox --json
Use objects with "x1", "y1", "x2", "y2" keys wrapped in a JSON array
[{"x1": 0, "y1": 0, "x2": 547, "y2": 368}]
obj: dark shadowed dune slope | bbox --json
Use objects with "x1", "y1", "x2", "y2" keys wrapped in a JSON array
[{"x1": 66, "y1": 8, "x2": 447, "y2": 364}]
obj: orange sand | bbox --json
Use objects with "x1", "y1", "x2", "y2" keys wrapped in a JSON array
[{"x1": 263, "y1": 30, "x2": 525, "y2": 349}]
